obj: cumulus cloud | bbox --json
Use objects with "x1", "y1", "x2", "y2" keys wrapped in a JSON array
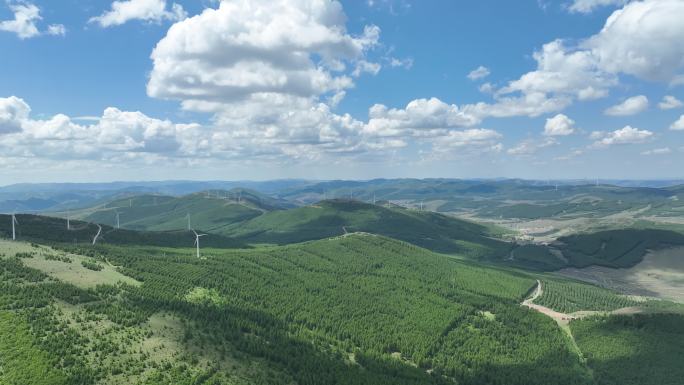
[
  {"x1": 364, "y1": 98, "x2": 480, "y2": 137},
  {"x1": 604, "y1": 95, "x2": 649, "y2": 116},
  {"x1": 671, "y1": 115, "x2": 684, "y2": 131},
  {"x1": 0, "y1": 96, "x2": 30, "y2": 134},
  {"x1": 585, "y1": 0, "x2": 684, "y2": 82},
  {"x1": 89, "y1": 0, "x2": 186, "y2": 27},
  {"x1": 144, "y1": 0, "x2": 407, "y2": 160},
  {"x1": 591, "y1": 125, "x2": 653, "y2": 147},
  {"x1": 659, "y1": 95, "x2": 683, "y2": 110},
  {"x1": 641, "y1": 147, "x2": 671, "y2": 156},
  {"x1": 567, "y1": 0, "x2": 628, "y2": 14},
  {"x1": 0, "y1": 96, "x2": 200, "y2": 160},
  {"x1": 507, "y1": 137, "x2": 557, "y2": 156},
  {"x1": 148, "y1": 0, "x2": 380, "y2": 108},
  {"x1": 431, "y1": 129, "x2": 503, "y2": 156},
  {"x1": 491, "y1": 0, "x2": 684, "y2": 117},
  {"x1": 0, "y1": 1, "x2": 64, "y2": 39},
  {"x1": 467, "y1": 66, "x2": 490, "y2": 81},
  {"x1": 544, "y1": 114, "x2": 576, "y2": 136}
]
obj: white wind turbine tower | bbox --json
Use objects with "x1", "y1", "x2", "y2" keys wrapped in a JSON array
[
  {"x1": 186, "y1": 213, "x2": 191, "y2": 230},
  {"x1": 11, "y1": 212, "x2": 18, "y2": 241},
  {"x1": 192, "y1": 230, "x2": 207, "y2": 259},
  {"x1": 66, "y1": 210, "x2": 71, "y2": 230},
  {"x1": 115, "y1": 211, "x2": 120, "y2": 229}
]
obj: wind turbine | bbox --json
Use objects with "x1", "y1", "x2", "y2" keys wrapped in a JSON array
[
  {"x1": 92, "y1": 224, "x2": 102, "y2": 245},
  {"x1": 186, "y1": 213, "x2": 191, "y2": 230},
  {"x1": 115, "y1": 211, "x2": 120, "y2": 229},
  {"x1": 372, "y1": 193, "x2": 376, "y2": 205},
  {"x1": 420, "y1": 201, "x2": 424, "y2": 211},
  {"x1": 192, "y1": 230, "x2": 207, "y2": 258},
  {"x1": 11, "y1": 213, "x2": 18, "y2": 241},
  {"x1": 66, "y1": 210, "x2": 71, "y2": 230}
]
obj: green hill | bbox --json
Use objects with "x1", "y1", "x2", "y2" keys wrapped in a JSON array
[
  {"x1": 76, "y1": 189, "x2": 289, "y2": 233},
  {"x1": 1, "y1": 234, "x2": 596, "y2": 385},
  {"x1": 221, "y1": 199, "x2": 512, "y2": 259},
  {"x1": 555, "y1": 229, "x2": 684, "y2": 268},
  {"x1": 0, "y1": 214, "x2": 245, "y2": 248}
]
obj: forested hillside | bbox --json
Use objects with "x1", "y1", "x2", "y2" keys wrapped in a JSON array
[
  {"x1": 219, "y1": 199, "x2": 512, "y2": 259},
  {"x1": 0, "y1": 235, "x2": 598, "y2": 385},
  {"x1": 0, "y1": 214, "x2": 245, "y2": 248},
  {"x1": 77, "y1": 189, "x2": 290, "y2": 232}
]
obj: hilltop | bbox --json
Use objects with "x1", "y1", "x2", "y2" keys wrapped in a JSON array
[
  {"x1": 0, "y1": 214, "x2": 245, "y2": 248},
  {"x1": 221, "y1": 199, "x2": 512, "y2": 259},
  {"x1": 74, "y1": 188, "x2": 293, "y2": 233}
]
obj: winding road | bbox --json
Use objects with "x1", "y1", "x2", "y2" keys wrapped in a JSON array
[{"x1": 522, "y1": 280, "x2": 576, "y2": 325}]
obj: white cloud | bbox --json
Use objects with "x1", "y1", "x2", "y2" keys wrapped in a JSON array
[
  {"x1": 89, "y1": 0, "x2": 186, "y2": 27},
  {"x1": 478, "y1": 83, "x2": 494, "y2": 94},
  {"x1": 431, "y1": 129, "x2": 503, "y2": 156},
  {"x1": 585, "y1": 0, "x2": 684, "y2": 82},
  {"x1": 567, "y1": 0, "x2": 628, "y2": 14},
  {"x1": 364, "y1": 98, "x2": 480, "y2": 137},
  {"x1": 604, "y1": 95, "x2": 649, "y2": 116},
  {"x1": 507, "y1": 137, "x2": 557, "y2": 156},
  {"x1": 591, "y1": 125, "x2": 653, "y2": 147},
  {"x1": 352, "y1": 60, "x2": 382, "y2": 77},
  {"x1": 544, "y1": 113, "x2": 576, "y2": 136},
  {"x1": 659, "y1": 95, "x2": 683, "y2": 110},
  {"x1": 467, "y1": 66, "x2": 490, "y2": 81},
  {"x1": 0, "y1": 97, "x2": 198, "y2": 160},
  {"x1": 144, "y1": 0, "x2": 402, "y2": 160},
  {"x1": 671, "y1": 115, "x2": 684, "y2": 131},
  {"x1": 0, "y1": 1, "x2": 63, "y2": 39},
  {"x1": 148, "y1": 0, "x2": 379, "y2": 105},
  {"x1": 0, "y1": 96, "x2": 30, "y2": 134},
  {"x1": 0, "y1": 2, "x2": 40, "y2": 38},
  {"x1": 469, "y1": 92, "x2": 572, "y2": 118},
  {"x1": 389, "y1": 57, "x2": 413, "y2": 70},
  {"x1": 492, "y1": 0, "x2": 684, "y2": 117},
  {"x1": 498, "y1": 40, "x2": 616, "y2": 102},
  {"x1": 46, "y1": 24, "x2": 66, "y2": 36},
  {"x1": 641, "y1": 147, "x2": 671, "y2": 156}
]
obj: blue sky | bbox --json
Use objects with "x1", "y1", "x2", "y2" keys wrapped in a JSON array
[{"x1": 0, "y1": 0, "x2": 683, "y2": 183}]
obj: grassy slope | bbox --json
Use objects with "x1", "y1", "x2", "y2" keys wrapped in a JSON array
[{"x1": 221, "y1": 199, "x2": 513, "y2": 259}]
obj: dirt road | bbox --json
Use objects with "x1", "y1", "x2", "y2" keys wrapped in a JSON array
[{"x1": 522, "y1": 280, "x2": 576, "y2": 326}]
